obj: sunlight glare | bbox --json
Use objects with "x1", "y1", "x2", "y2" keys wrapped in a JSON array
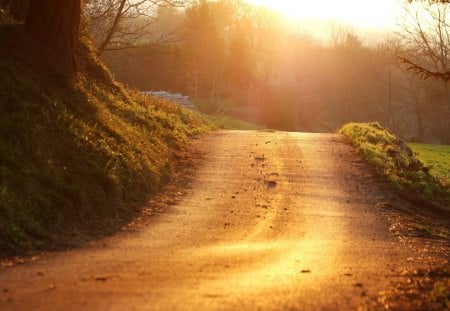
[{"x1": 246, "y1": 0, "x2": 402, "y2": 29}]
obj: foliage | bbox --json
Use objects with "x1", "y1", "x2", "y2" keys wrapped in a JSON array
[
  {"x1": 0, "y1": 34, "x2": 212, "y2": 256},
  {"x1": 98, "y1": 1, "x2": 450, "y2": 143},
  {"x1": 340, "y1": 123, "x2": 449, "y2": 206},
  {"x1": 2, "y1": 0, "x2": 450, "y2": 143},
  {"x1": 409, "y1": 143, "x2": 450, "y2": 190}
]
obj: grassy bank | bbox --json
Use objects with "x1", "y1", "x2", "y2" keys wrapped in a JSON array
[
  {"x1": 0, "y1": 29, "x2": 213, "y2": 256},
  {"x1": 339, "y1": 123, "x2": 449, "y2": 207}
]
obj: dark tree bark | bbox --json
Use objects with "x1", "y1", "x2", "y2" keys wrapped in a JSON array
[{"x1": 25, "y1": 0, "x2": 82, "y2": 70}]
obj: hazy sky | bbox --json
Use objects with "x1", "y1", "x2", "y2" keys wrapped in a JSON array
[{"x1": 246, "y1": 0, "x2": 403, "y2": 30}]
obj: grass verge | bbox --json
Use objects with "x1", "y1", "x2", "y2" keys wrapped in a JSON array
[{"x1": 339, "y1": 122, "x2": 449, "y2": 209}]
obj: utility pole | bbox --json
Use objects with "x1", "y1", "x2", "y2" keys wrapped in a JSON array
[{"x1": 389, "y1": 70, "x2": 392, "y2": 129}]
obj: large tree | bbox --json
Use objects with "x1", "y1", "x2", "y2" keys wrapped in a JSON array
[{"x1": 25, "y1": 0, "x2": 82, "y2": 70}]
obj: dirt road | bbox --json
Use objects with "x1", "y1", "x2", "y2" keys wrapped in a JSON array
[{"x1": 0, "y1": 131, "x2": 448, "y2": 310}]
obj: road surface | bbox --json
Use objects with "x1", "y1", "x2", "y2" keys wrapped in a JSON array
[{"x1": 0, "y1": 131, "x2": 448, "y2": 310}]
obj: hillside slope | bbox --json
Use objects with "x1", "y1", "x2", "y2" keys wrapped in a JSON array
[{"x1": 0, "y1": 26, "x2": 211, "y2": 256}]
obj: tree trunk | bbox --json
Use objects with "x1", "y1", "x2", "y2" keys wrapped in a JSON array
[{"x1": 25, "y1": 0, "x2": 82, "y2": 71}]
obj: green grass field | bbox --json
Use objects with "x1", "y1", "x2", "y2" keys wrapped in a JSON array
[{"x1": 409, "y1": 143, "x2": 450, "y2": 189}]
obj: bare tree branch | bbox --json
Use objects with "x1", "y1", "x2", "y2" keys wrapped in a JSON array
[
  {"x1": 398, "y1": 56, "x2": 450, "y2": 80},
  {"x1": 397, "y1": 2, "x2": 450, "y2": 81},
  {"x1": 86, "y1": 0, "x2": 189, "y2": 54}
]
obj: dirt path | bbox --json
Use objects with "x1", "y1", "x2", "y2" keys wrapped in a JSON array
[{"x1": 0, "y1": 131, "x2": 448, "y2": 310}]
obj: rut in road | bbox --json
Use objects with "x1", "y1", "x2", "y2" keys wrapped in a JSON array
[{"x1": 0, "y1": 130, "x2": 448, "y2": 310}]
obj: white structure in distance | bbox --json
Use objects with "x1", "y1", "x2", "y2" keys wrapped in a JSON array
[{"x1": 142, "y1": 91, "x2": 195, "y2": 110}]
